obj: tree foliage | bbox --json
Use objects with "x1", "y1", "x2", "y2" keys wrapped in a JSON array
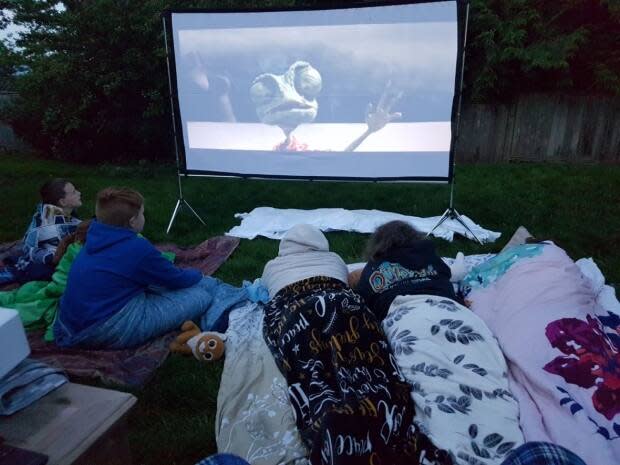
[
  {"x1": 466, "y1": 0, "x2": 620, "y2": 101},
  {"x1": 0, "y1": 0, "x2": 296, "y2": 162},
  {"x1": 0, "y1": 0, "x2": 618, "y2": 161}
]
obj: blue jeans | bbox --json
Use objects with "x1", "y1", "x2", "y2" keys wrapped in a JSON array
[
  {"x1": 194, "y1": 454, "x2": 250, "y2": 465},
  {"x1": 55, "y1": 277, "x2": 217, "y2": 349}
]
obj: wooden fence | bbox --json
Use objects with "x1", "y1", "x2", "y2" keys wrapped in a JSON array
[
  {"x1": 456, "y1": 94, "x2": 620, "y2": 163},
  {"x1": 2, "y1": 92, "x2": 619, "y2": 163}
]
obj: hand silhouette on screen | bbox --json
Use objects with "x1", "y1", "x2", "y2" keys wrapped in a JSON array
[{"x1": 346, "y1": 81, "x2": 403, "y2": 152}]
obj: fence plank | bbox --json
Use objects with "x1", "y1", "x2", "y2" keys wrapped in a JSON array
[{"x1": 457, "y1": 94, "x2": 620, "y2": 163}]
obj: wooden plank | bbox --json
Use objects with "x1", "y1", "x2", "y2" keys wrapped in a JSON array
[
  {"x1": 459, "y1": 95, "x2": 620, "y2": 163},
  {"x1": 0, "y1": 383, "x2": 136, "y2": 465}
]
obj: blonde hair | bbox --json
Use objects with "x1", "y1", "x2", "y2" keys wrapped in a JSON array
[{"x1": 95, "y1": 187, "x2": 144, "y2": 227}]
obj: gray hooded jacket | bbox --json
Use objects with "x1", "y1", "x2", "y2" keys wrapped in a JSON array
[{"x1": 261, "y1": 224, "x2": 349, "y2": 298}]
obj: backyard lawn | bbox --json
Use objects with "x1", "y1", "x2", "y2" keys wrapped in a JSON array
[{"x1": 1, "y1": 152, "x2": 619, "y2": 465}]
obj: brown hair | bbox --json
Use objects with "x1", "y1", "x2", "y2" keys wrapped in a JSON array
[
  {"x1": 95, "y1": 187, "x2": 144, "y2": 228},
  {"x1": 40, "y1": 178, "x2": 70, "y2": 206},
  {"x1": 365, "y1": 220, "x2": 425, "y2": 261},
  {"x1": 53, "y1": 219, "x2": 92, "y2": 265}
]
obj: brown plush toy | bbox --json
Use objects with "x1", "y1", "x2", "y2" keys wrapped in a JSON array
[{"x1": 170, "y1": 321, "x2": 227, "y2": 362}]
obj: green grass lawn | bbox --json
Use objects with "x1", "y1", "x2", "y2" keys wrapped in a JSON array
[{"x1": 1, "y1": 152, "x2": 619, "y2": 465}]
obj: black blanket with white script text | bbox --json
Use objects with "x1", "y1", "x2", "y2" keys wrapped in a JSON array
[{"x1": 263, "y1": 276, "x2": 452, "y2": 465}]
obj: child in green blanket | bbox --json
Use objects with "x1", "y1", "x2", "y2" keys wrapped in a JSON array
[{"x1": 0, "y1": 220, "x2": 91, "y2": 341}]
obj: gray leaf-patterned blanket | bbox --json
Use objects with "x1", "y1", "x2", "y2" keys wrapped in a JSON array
[{"x1": 382, "y1": 294, "x2": 525, "y2": 465}]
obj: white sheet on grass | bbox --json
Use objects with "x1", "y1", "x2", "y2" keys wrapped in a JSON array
[{"x1": 226, "y1": 207, "x2": 501, "y2": 243}]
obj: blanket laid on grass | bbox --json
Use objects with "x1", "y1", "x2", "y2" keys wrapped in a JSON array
[
  {"x1": 157, "y1": 235, "x2": 240, "y2": 276},
  {"x1": 26, "y1": 329, "x2": 174, "y2": 388},
  {"x1": 263, "y1": 276, "x2": 452, "y2": 465},
  {"x1": 227, "y1": 207, "x2": 501, "y2": 243},
  {"x1": 464, "y1": 243, "x2": 620, "y2": 465},
  {"x1": 216, "y1": 302, "x2": 310, "y2": 465},
  {"x1": 0, "y1": 236, "x2": 239, "y2": 387},
  {"x1": 0, "y1": 236, "x2": 239, "y2": 340},
  {"x1": 382, "y1": 294, "x2": 524, "y2": 465}
]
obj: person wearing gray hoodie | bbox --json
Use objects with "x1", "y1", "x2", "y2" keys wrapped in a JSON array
[
  {"x1": 261, "y1": 224, "x2": 451, "y2": 465},
  {"x1": 261, "y1": 223, "x2": 349, "y2": 298}
]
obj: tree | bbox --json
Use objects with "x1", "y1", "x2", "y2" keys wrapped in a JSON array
[
  {"x1": 0, "y1": 0, "x2": 296, "y2": 162},
  {"x1": 466, "y1": 0, "x2": 620, "y2": 101},
  {"x1": 0, "y1": 41, "x2": 16, "y2": 79},
  {"x1": 1, "y1": 0, "x2": 618, "y2": 160}
]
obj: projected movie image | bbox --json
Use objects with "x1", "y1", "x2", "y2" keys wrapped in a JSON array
[{"x1": 171, "y1": 2, "x2": 457, "y2": 179}]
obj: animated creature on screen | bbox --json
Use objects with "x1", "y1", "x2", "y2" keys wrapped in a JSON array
[{"x1": 249, "y1": 61, "x2": 403, "y2": 151}]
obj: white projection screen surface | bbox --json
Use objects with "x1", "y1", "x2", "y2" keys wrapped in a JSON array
[{"x1": 167, "y1": 1, "x2": 459, "y2": 181}]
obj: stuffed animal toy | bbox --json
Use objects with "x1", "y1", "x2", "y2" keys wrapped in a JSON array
[{"x1": 170, "y1": 321, "x2": 227, "y2": 362}]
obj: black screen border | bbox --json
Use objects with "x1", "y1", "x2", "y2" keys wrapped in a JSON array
[{"x1": 163, "y1": 0, "x2": 466, "y2": 183}]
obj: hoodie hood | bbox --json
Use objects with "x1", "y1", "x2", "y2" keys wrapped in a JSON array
[
  {"x1": 278, "y1": 224, "x2": 329, "y2": 256},
  {"x1": 263, "y1": 223, "x2": 348, "y2": 297},
  {"x1": 85, "y1": 220, "x2": 137, "y2": 254}
]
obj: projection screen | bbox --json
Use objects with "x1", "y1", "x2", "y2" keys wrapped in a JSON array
[{"x1": 166, "y1": 1, "x2": 460, "y2": 181}]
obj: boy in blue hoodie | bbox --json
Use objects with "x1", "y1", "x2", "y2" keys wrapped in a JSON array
[{"x1": 55, "y1": 187, "x2": 210, "y2": 349}]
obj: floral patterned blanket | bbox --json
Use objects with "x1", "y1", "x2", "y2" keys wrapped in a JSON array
[
  {"x1": 465, "y1": 243, "x2": 620, "y2": 465},
  {"x1": 382, "y1": 294, "x2": 524, "y2": 465},
  {"x1": 216, "y1": 301, "x2": 309, "y2": 465}
]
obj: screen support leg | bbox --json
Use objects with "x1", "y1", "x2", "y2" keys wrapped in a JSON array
[
  {"x1": 163, "y1": 15, "x2": 205, "y2": 234},
  {"x1": 428, "y1": 207, "x2": 483, "y2": 245},
  {"x1": 166, "y1": 174, "x2": 206, "y2": 235},
  {"x1": 427, "y1": 167, "x2": 483, "y2": 245},
  {"x1": 166, "y1": 199, "x2": 206, "y2": 234},
  {"x1": 427, "y1": 2, "x2": 482, "y2": 245}
]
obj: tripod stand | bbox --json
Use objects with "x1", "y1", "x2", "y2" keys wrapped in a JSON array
[
  {"x1": 166, "y1": 174, "x2": 206, "y2": 234},
  {"x1": 428, "y1": 1, "x2": 482, "y2": 245},
  {"x1": 428, "y1": 203, "x2": 484, "y2": 245},
  {"x1": 163, "y1": 15, "x2": 206, "y2": 234}
]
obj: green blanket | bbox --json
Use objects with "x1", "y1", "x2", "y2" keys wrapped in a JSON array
[
  {"x1": 0, "y1": 243, "x2": 81, "y2": 341},
  {"x1": 0, "y1": 244, "x2": 175, "y2": 342}
]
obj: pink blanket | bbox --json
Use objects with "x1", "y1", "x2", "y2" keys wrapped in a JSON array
[{"x1": 467, "y1": 244, "x2": 619, "y2": 465}]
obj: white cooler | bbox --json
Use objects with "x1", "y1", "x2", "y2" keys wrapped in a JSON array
[{"x1": 0, "y1": 307, "x2": 30, "y2": 379}]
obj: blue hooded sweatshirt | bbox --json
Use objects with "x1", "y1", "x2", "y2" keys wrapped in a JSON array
[{"x1": 59, "y1": 220, "x2": 202, "y2": 333}]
